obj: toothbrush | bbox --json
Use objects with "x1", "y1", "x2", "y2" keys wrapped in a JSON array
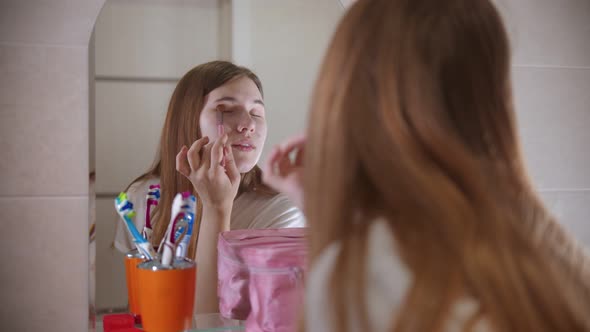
[
  {"x1": 115, "y1": 192, "x2": 155, "y2": 260},
  {"x1": 160, "y1": 192, "x2": 191, "y2": 267},
  {"x1": 216, "y1": 105, "x2": 225, "y2": 137},
  {"x1": 175, "y1": 192, "x2": 196, "y2": 259},
  {"x1": 217, "y1": 105, "x2": 226, "y2": 167},
  {"x1": 142, "y1": 184, "x2": 160, "y2": 242},
  {"x1": 160, "y1": 192, "x2": 194, "y2": 252}
]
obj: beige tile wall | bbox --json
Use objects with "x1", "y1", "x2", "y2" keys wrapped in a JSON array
[
  {"x1": 0, "y1": 0, "x2": 105, "y2": 331},
  {"x1": 494, "y1": 0, "x2": 590, "y2": 248}
]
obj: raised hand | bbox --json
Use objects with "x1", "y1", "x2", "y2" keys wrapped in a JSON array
[
  {"x1": 262, "y1": 134, "x2": 306, "y2": 209},
  {"x1": 176, "y1": 135, "x2": 240, "y2": 211}
]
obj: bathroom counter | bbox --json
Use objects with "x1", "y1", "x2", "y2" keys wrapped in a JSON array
[{"x1": 94, "y1": 312, "x2": 244, "y2": 331}]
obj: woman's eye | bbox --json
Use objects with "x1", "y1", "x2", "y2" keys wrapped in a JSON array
[{"x1": 251, "y1": 108, "x2": 265, "y2": 118}]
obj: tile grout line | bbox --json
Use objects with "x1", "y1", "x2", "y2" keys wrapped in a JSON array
[
  {"x1": 538, "y1": 188, "x2": 590, "y2": 193},
  {"x1": 0, "y1": 41, "x2": 87, "y2": 48},
  {"x1": 0, "y1": 195, "x2": 89, "y2": 199},
  {"x1": 513, "y1": 64, "x2": 590, "y2": 70}
]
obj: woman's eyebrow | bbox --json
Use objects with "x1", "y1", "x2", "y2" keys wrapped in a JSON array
[
  {"x1": 214, "y1": 96, "x2": 237, "y2": 103},
  {"x1": 215, "y1": 96, "x2": 265, "y2": 107}
]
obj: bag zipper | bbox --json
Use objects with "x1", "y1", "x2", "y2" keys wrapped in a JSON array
[{"x1": 219, "y1": 252, "x2": 305, "y2": 276}]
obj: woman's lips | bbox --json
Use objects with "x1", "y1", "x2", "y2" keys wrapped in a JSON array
[{"x1": 231, "y1": 142, "x2": 256, "y2": 152}]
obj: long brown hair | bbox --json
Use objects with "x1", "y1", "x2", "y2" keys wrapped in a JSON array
[
  {"x1": 130, "y1": 60, "x2": 274, "y2": 258},
  {"x1": 305, "y1": 0, "x2": 590, "y2": 331}
]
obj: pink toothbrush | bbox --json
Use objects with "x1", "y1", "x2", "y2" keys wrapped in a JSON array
[
  {"x1": 143, "y1": 184, "x2": 160, "y2": 242},
  {"x1": 217, "y1": 106, "x2": 226, "y2": 167}
]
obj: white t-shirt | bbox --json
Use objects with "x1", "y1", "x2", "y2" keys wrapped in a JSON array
[
  {"x1": 305, "y1": 219, "x2": 490, "y2": 332},
  {"x1": 113, "y1": 177, "x2": 305, "y2": 253}
]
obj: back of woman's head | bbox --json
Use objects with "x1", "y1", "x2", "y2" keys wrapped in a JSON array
[{"x1": 305, "y1": 0, "x2": 590, "y2": 331}]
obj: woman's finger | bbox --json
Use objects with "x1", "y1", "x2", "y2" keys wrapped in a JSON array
[
  {"x1": 187, "y1": 136, "x2": 209, "y2": 172},
  {"x1": 281, "y1": 134, "x2": 306, "y2": 154},
  {"x1": 210, "y1": 134, "x2": 228, "y2": 169},
  {"x1": 278, "y1": 151, "x2": 292, "y2": 176},
  {"x1": 274, "y1": 134, "x2": 306, "y2": 174},
  {"x1": 224, "y1": 145, "x2": 241, "y2": 184},
  {"x1": 262, "y1": 146, "x2": 279, "y2": 184},
  {"x1": 176, "y1": 146, "x2": 190, "y2": 178},
  {"x1": 295, "y1": 144, "x2": 305, "y2": 166},
  {"x1": 265, "y1": 146, "x2": 283, "y2": 174},
  {"x1": 263, "y1": 147, "x2": 291, "y2": 190},
  {"x1": 200, "y1": 142, "x2": 213, "y2": 173}
]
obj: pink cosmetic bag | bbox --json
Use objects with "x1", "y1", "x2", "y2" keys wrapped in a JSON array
[{"x1": 217, "y1": 228, "x2": 307, "y2": 331}]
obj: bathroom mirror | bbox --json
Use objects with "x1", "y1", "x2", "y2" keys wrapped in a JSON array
[{"x1": 90, "y1": 0, "x2": 345, "y2": 314}]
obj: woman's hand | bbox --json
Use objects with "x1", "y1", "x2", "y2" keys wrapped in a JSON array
[
  {"x1": 176, "y1": 134, "x2": 241, "y2": 211},
  {"x1": 177, "y1": 135, "x2": 239, "y2": 314},
  {"x1": 262, "y1": 134, "x2": 306, "y2": 209}
]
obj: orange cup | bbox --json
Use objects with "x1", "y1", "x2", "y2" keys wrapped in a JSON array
[
  {"x1": 137, "y1": 259, "x2": 196, "y2": 332},
  {"x1": 125, "y1": 249, "x2": 146, "y2": 322}
]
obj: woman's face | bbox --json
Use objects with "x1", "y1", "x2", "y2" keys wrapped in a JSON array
[{"x1": 200, "y1": 76, "x2": 267, "y2": 173}]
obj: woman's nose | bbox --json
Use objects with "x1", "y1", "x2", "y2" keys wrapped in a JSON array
[{"x1": 236, "y1": 113, "x2": 255, "y2": 134}]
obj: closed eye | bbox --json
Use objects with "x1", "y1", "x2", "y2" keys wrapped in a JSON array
[
  {"x1": 251, "y1": 111, "x2": 265, "y2": 118},
  {"x1": 219, "y1": 105, "x2": 236, "y2": 113},
  {"x1": 251, "y1": 106, "x2": 265, "y2": 118}
]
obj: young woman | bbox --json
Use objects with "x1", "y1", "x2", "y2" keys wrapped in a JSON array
[
  {"x1": 264, "y1": 0, "x2": 590, "y2": 330},
  {"x1": 114, "y1": 61, "x2": 304, "y2": 313}
]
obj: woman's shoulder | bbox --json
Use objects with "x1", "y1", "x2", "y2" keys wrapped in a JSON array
[
  {"x1": 309, "y1": 219, "x2": 407, "y2": 272},
  {"x1": 306, "y1": 219, "x2": 491, "y2": 332},
  {"x1": 306, "y1": 218, "x2": 410, "y2": 332},
  {"x1": 310, "y1": 219, "x2": 410, "y2": 293},
  {"x1": 245, "y1": 191, "x2": 297, "y2": 209},
  {"x1": 231, "y1": 191, "x2": 305, "y2": 229}
]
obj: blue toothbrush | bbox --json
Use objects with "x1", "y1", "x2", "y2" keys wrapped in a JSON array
[{"x1": 115, "y1": 192, "x2": 155, "y2": 260}]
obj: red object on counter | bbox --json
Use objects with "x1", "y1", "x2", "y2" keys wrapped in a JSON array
[{"x1": 103, "y1": 313, "x2": 135, "y2": 332}]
